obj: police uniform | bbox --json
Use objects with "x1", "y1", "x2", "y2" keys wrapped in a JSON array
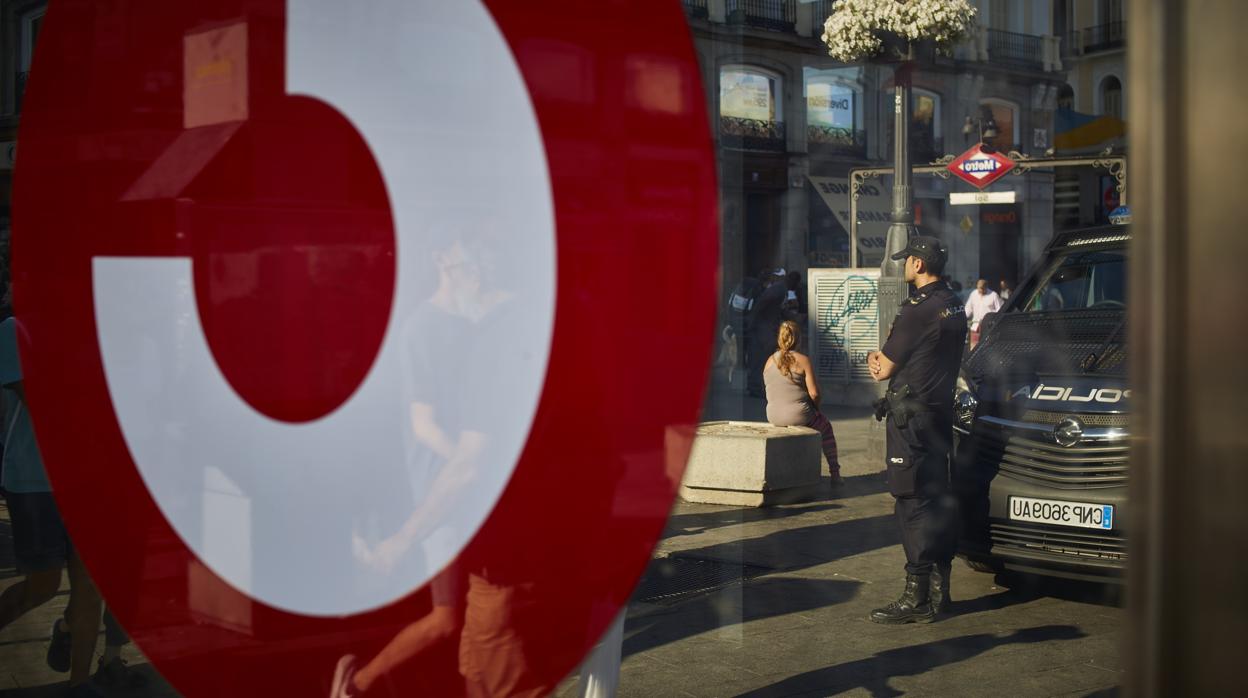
[{"x1": 871, "y1": 236, "x2": 966, "y2": 624}]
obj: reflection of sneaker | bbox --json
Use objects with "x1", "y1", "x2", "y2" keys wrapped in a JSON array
[
  {"x1": 47, "y1": 620, "x2": 71, "y2": 672},
  {"x1": 95, "y1": 656, "x2": 149, "y2": 690},
  {"x1": 330, "y1": 655, "x2": 359, "y2": 698}
]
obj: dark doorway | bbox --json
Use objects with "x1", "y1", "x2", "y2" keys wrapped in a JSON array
[
  {"x1": 744, "y1": 191, "x2": 781, "y2": 275},
  {"x1": 978, "y1": 203, "x2": 1021, "y2": 288}
]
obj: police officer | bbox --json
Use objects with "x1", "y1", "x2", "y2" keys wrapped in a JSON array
[{"x1": 866, "y1": 235, "x2": 966, "y2": 624}]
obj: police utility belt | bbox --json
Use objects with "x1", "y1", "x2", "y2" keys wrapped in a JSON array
[{"x1": 872, "y1": 384, "x2": 929, "y2": 429}]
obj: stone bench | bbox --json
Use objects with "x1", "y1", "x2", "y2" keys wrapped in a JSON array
[{"x1": 679, "y1": 421, "x2": 822, "y2": 506}]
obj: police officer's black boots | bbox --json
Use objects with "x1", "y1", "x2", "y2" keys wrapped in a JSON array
[
  {"x1": 930, "y1": 562, "x2": 952, "y2": 615},
  {"x1": 869, "y1": 574, "x2": 936, "y2": 624}
]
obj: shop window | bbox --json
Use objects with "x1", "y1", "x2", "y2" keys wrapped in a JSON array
[
  {"x1": 719, "y1": 66, "x2": 780, "y2": 122},
  {"x1": 804, "y1": 68, "x2": 862, "y2": 153},
  {"x1": 720, "y1": 65, "x2": 784, "y2": 150}
]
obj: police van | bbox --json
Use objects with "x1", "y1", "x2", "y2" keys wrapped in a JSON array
[{"x1": 953, "y1": 223, "x2": 1129, "y2": 582}]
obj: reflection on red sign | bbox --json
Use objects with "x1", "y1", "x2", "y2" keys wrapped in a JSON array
[
  {"x1": 12, "y1": 1, "x2": 718, "y2": 695},
  {"x1": 947, "y1": 143, "x2": 1015, "y2": 190}
]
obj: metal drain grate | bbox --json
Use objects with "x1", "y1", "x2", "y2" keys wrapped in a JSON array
[{"x1": 631, "y1": 556, "x2": 772, "y2": 604}]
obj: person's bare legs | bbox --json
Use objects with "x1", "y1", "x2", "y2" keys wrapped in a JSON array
[
  {"x1": 65, "y1": 549, "x2": 102, "y2": 686},
  {"x1": 351, "y1": 606, "x2": 457, "y2": 693},
  {"x1": 0, "y1": 567, "x2": 61, "y2": 630}
]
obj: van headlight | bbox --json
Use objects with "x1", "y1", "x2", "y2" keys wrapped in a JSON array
[{"x1": 954, "y1": 375, "x2": 978, "y2": 432}]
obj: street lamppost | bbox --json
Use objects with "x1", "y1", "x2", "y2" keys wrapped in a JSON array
[{"x1": 962, "y1": 105, "x2": 1000, "y2": 147}]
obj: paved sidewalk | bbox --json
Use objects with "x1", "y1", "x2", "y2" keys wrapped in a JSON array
[
  {"x1": 1, "y1": 380, "x2": 1124, "y2": 697},
  {"x1": 560, "y1": 381, "x2": 1125, "y2": 697}
]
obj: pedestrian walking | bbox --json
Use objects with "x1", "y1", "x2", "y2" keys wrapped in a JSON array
[
  {"x1": 763, "y1": 321, "x2": 843, "y2": 485},
  {"x1": 745, "y1": 269, "x2": 787, "y2": 398},
  {"x1": 964, "y1": 278, "x2": 1003, "y2": 349},
  {"x1": 0, "y1": 316, "x2": 107, "y2": 696},
  {"x1": 866, "y1": 236, "x2": 966, "y2": 624}
]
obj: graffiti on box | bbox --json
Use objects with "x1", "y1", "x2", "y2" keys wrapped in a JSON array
[{"x1": 814, "y1": 272, "x2": 879, "y2": 381}]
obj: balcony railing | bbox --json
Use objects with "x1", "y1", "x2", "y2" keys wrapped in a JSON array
[
  {"x1": 682, "y1": 0, "x2": 708, "y2": 20},
  {"x1": 807, "y1": 125, "x2": 866, "y2": 158},
  {"x1": 720, "y1": 116, "x2": 786, "y2": 151},
  {"x1": 986, "y1": 29, "x2": 1044, "y2": 70},
  {"x1": 726, "y1": 0, "x2": 796, "y2": 33},
  {"x1": 1083, "y1": 21, "x2": 1125, "y2": 53}
]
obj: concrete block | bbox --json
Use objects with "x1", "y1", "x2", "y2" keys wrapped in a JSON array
[{"x1": 680, "y1": 421, "x2": 822, "y2": 506}]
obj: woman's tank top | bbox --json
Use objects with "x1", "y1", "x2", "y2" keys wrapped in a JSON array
[{"x1": 764, "y1": 354, "x2": 813, "y2": 426}]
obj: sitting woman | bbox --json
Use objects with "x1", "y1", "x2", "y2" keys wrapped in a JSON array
[{"x1": 763, "y1": 320, "x2": 843, "y2": 484}]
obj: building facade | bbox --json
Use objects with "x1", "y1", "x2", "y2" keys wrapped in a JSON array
[
  {"x1": 686, "y1": 0, "x2": 1092, "y2": 303},
  {"x1": 0, "y1": 0, "x2": 46, "y2": 274}
]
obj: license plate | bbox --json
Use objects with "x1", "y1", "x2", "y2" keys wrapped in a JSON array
[{"x1": 1008, "y1": 496, "x2": 1114, "y2": 530}]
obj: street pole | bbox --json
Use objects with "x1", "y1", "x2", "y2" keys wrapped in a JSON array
[
  {"x1": 882, "y1": 60, "x2": 915, "y2": 278},
  {"x1": 869, "y1": 56, "x2": 916, "y2": 465}
]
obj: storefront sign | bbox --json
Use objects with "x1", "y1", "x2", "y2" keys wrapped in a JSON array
[
  {"x1": 947, "y1": 143, "x2": 1015, "y2": 189},
  {"x1": 950, "y1": 191, "x2": 1016, "y2": 205},
  {"x1": 12, "y1": 1, "x2": 717, "y2": 694},
  {"x1": 809, "y1": 175, "x2": 892, "y2": 266}
]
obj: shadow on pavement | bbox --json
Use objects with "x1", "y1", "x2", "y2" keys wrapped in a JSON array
[
  {"x1": 624, "y1": 576, "x2": 861, "y2": 657},
  {"x1": 735, "y1": 624, "x2": 1088, "y2": 698},
  {"x1": 993, "y1": 571, "x2": 1124, "y2": 608},
  {"x1": 623, "y1": 516, "x2": 894, "y2": 655},
  {"x1": 943, "y1": 583, "x2": 1044, "y2": 619},
  {"x1": 824, "y1": 472, "x2": 888, "y2": 500},
  {"x1": 663, "y1": 502, "x2": 845, "y2": 539},
  {"x1": 0, "y1": 664, "x2": 174, "y2": 698},
  {"x1": 672, "y1": 514, "x2": 897, "y2": 572}
]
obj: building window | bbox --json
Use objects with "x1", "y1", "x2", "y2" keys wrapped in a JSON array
[
  {"x1": 14, "y1": 5, "x2": 46, "y2": 112},
  {"x1": 912, "y1": 89, "x2": 942, "y2": 160},
  {"x1": 20, "y1": 8, "x2": 46, "y2": 72},
  {"x1": 1099, "y1": 0, "x2": 1125, "y2": 24},
  {"x1": 989, "y1": 0, "x2": 1009, "y2": 30},
  {"x1": 1058, "y1": 83, "x2": 1075, "y2": 110},
  {"x1": 980, "y1": 98, "x2": 1019, "y2": 152},
  {"x1": 1101, "y1": 76, "x2": 1123, "y2": 119},
  {"x1": 804, "y1": 68, "x2": 862, "y2": 153},
  {"x1": 719, "y1": 66, "x2": 784, "y2": 150},
  {"x1": 720, "y1": 66, "x2": 780, "y2": 122}
]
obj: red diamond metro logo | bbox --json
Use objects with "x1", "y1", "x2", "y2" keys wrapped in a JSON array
[{"x1": 947, "y1": 143, "x2": 1016, "y2": 189}]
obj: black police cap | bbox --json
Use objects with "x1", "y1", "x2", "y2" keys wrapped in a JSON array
[{"x1": 890, "y1": 235, "x2": 948, "y2": 271}]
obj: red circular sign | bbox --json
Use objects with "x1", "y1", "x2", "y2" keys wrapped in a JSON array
[{"x1": 13, "y1": 1, "x2": 717, "y2": 694}]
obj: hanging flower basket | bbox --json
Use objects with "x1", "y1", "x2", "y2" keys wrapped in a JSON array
[
  {"x1": 820, "y1": 0, "x2": 977, "y2": 63},
  {"x1": 874, "y1": 30, "x2": 938, "y2": 63}
]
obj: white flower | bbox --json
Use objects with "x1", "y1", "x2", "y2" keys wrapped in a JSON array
[{"x1": 820, "y1": 0, "x2": 977, "y2": 62}]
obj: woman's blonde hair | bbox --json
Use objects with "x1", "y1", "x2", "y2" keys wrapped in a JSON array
[{"x1": 776, "y1": 320, "x2": 800, "y2": 377}]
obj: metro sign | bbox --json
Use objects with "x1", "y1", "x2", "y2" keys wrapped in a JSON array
[
  {"x1": 12, "y1": 1, "x2": 717, "y2": 695},
  {"x1": 947, "y1": 143, "x2": 1016, "y2": 189}
]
